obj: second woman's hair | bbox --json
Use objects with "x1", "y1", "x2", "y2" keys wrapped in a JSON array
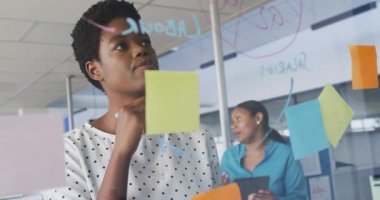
[{"x1": 236, "y1": 100, "x2": 286, "y2": 143}]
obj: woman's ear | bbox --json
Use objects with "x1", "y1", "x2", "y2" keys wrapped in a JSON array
[
  {"x1": 85, "y1": 60, "x2": 103, "y2": 81},
  {"x1": 255, "y1": 112, "x2": 264, "y2": 125}
]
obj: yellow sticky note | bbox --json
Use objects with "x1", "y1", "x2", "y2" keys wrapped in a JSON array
[
  {"x1": 349, "y1": 45, "x2": 379, "y2": 90},
  {"x1": 318, "y1": 84, "x2": 354, "y2": 148},
  {"x1": 145, "y1": 71, "x2": 200, "y2": 135}
]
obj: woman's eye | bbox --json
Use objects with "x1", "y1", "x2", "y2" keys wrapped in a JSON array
[
  {"x1": 141, "y1": 39, "x2": 151, "y2": 47},
  {"x1": 115, "y1": 42, "x2": 127, "y2": 50}
]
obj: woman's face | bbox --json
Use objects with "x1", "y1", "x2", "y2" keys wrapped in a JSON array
[
  {"x1": 91, "y1": 17, "x2": 159, "y2": 96},
  {"x1": 230, "y1": 107, "x2": 262, "y2": 144}
]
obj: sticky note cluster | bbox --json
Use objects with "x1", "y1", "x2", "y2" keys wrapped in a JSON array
[{"x1": 285, "y1": 84, "x2": 354, "y2": 160}]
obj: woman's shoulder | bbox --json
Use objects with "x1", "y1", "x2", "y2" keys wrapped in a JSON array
[
  {"x1": 65, "y1": 123, "x2": 114, "y2": 140},
  {"x1": 270, "y1": 138, "x2": 295, "y2": 157},
  {"x1": 223, "y1": 143, "x2": 244, "y2": 158},
  {"x1": 63, "y1": 123, "x2": 113, "y2": 149},
  {"x1": 61, "y1": 124, "x2": 89, "y2": 151},
  {"x1": 64, "y1": 123, "x2": 91, "y2": 140}
]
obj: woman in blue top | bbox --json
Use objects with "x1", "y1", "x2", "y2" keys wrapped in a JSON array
[{"x1": 221, "y1": 100, "x2": 307, "y2": 200}]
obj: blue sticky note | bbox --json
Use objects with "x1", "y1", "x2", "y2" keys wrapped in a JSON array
[{"x1": 285, "y1": 100, "x2": 329, "y2": 160}]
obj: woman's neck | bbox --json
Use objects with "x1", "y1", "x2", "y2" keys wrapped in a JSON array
[
  {"x1": 90, "y1": 112, "x2": 117, "y2": 134},
  {"x1": 245, "y1": 129, "x2": 268, "y2": 154},
  {"x1": 90, "y1": 92, "x2": 145, "y2": 135}
]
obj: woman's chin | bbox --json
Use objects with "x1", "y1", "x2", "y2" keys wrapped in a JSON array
[{"x1": 234, "y1": 135, "x2": 244, "y2": 143}]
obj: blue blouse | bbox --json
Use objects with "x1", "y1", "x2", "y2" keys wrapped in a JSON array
[{"x1": 220, "y1": 139, "x2": 307, "y2": 200}]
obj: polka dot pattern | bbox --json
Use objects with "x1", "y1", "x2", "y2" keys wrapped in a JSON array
[{"x1": 41, "y1": 123, "x2": 221, "y2": 199}]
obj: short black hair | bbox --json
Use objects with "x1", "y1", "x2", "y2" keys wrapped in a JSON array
[{"x1": 71, "y1": 0, "x2": 141, "y2": 91}]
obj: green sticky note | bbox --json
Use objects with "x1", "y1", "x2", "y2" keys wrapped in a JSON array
[
  {"x1": 318, "y1": 84, "x2": 354, "y2": 148},
  {"x1": 145, "y1": 71, "x2": 200, "y2": 135}
]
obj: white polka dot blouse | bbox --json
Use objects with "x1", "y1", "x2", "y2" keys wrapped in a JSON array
[{"x1": 41, "y1": 123, "x2": 221, "y2": 200}]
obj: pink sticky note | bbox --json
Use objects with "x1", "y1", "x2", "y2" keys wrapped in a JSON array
[{"x1": 0, "y1": 114, "x2": 65, "y2": 197}]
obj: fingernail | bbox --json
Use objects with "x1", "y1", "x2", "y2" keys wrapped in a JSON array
[{"x1": 114, "y1": 112, "x2": 119, "y2": 119}]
